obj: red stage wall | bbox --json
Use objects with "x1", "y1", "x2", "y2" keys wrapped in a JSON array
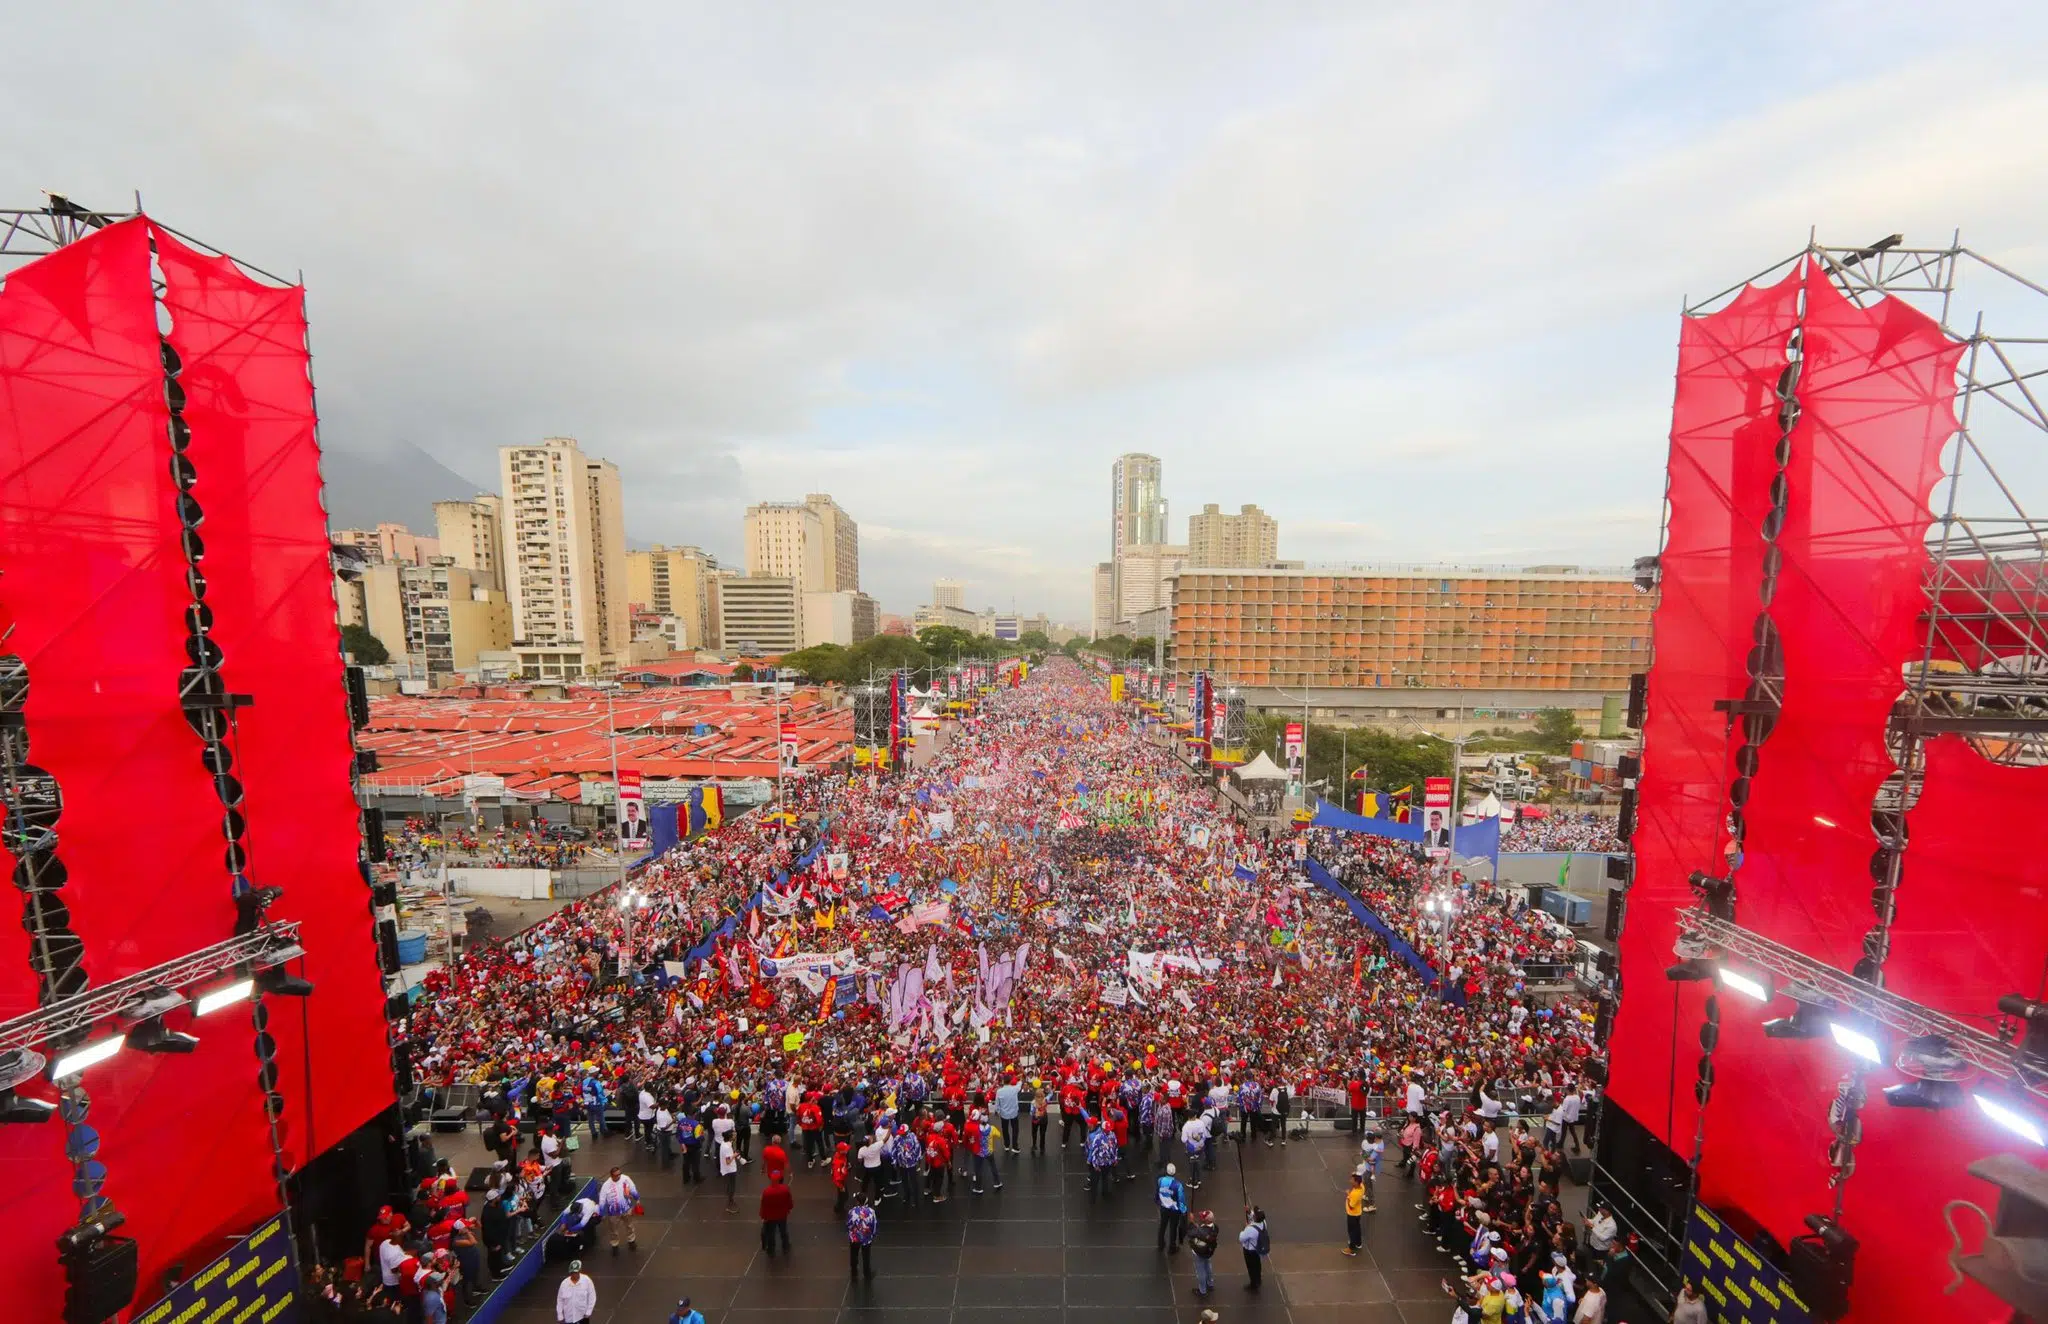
[
  {"x1": 1608, "y1": 270, "x2": 1801, "y2": 1146},
  {"x1": 0, "y1": 219, "x2": 393, "y2": 1320},
  {"x1": 1620, "y1": 260, "x2": 2033, "y2": 1322},
  {"x1": 151, "y1": 226, "x2": 394, "y2": 1163}
]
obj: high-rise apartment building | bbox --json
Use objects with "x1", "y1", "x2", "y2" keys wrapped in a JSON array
[
  {"x1": 1111, "y1": 453, "x2": 1167, "y2": 560},
  {"x1": 625, "y1": 545, "x2": 721, "y2": 651},
  {"x1": 933, "y1": 579, "x2": 965, "y2": 611},
  {"x1": 717, "y1": 575, "x2": 803, "y2": 654},
  {"x1": 1172, "y1": 566, "x2": 1652, "y2": 692},
  {"x1": 497, "y1": 436, "x2": 628, "y2": 677},
  {"x1": 805, "y1": 493, "x2": 860, "y2": 592},
  {"x1": 803, "y1": 591, "x2": 880, "y2": 647},
  {"x1": 434, "y1": 496, "x2": 504, "y2": 592},
  {"x1": 334, "y1": 522, "x2": 438, "y2": 566},
  {"x1": 1187, "y1": 503, "x2": 1279, "y2": 568},
  {"x1": 1091, "y1": 562, "x2": 1117, "y2": 640},
  {"x1": 361, "y1": 558, "x2": 512, "y2": 676},
  {"x1": 744, "y1": 502, "x2": 830, "y2": 593}
]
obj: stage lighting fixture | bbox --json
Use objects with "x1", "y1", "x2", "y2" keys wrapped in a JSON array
[
  {"x1": 1829, "y1": 1021, "x2": 1883, "y2": 1065},
  {"x1": 0, "y1": 1049, "x2": 54, "y2": 1124},
  {"x1": 255, "y1": 967, "x2": 314, "y2": 998},
  {"x1": 1974, "y1": 1093, "x2": 2048, "y2": 1147},
  {"x1": 192, "y1": 979, "x2": 255, "y2": 1015},
  {"x1": 254, "y1": 937, "x2": 306, "y2": 968},
  {"x1": 1666, "y1": 958, "x2": 1716, "y2": 982},
  {"x1": 1763, "y1": 987, "x2": 1833, "y2": 1040},
  {"x1": 126, "y1": 1020, "x2": 198, "y2": 1055},
  {"x1": 50, "y1": 1036, "x2": 124, "y2": 1080},
  {"x1": 115, "y1": 986, "x2": 186, "y2": 1023},
  {"x1": 1884, "y1": 1079, "x2": 1964, "y2": 1110},
  {"x1": 1687, "y1": 871, "x2": 1736, "y2": 920},
  {"x1": 1716, "y1": 967, "x2": 1773, "y2": 1002}
]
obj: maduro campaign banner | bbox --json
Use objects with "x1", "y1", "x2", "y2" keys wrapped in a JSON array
[
  {"x1": 133, "y1": 1211, "x2": 300, "y2": 1324},
  {"x1": 760, "y1": 948, "x2": 857, "y2": 979}
]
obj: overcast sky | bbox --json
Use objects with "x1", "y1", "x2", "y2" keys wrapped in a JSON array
[{"x1": 10, "y1": 2, "x2": 2047, "y2": 620}]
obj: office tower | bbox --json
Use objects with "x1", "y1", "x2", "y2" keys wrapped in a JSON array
[
  {"x1": 1110, "y1": 453, "x2": 1166, "y2": 562},
  {"x1": 744, "y1": 501, "x2": 830, "y2": 593},
  {"x1": 434, "y1": 495, "x2": 505, "y2": 592},
  {"x1": 717, "y1": 575, "x2": 803, "y2": 654},
  {"x1": 1091, "y1": 561, "x2": 1116, "y2": 639},
  {"x1": 933, "y1": 578, "x2": 965, "y2": 610},
  {"x1": 805, "y1": 493, "x2": 860, "y2": 591},
  {"x1": 625, "y1": 545, "x2": 722, "y2": 651},
  {"x1": 1116, "y1": 543, "x2": 1187, "y2": 622},
  {"x1": 803, "y1": 591, "x2": 881, "y2": 647},
  {"x1": 497, "y1": 436, "x2": 628, "y2": 677},
  {"x1": 1187, "y1": 502, "x2": 1279, "y2": 568}
]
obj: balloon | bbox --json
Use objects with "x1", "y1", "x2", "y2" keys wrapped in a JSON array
[
  {"x1": 700, "y1": 1051, "x2": 714, "y2": 1065},
  {"x1": 721, "y1": 1035, "x2": 733, "y2": 1046}
]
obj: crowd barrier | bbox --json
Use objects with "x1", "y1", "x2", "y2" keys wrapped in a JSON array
[{"x1": 466, "y1": 1176, "x2": 597, "y2": 1324}]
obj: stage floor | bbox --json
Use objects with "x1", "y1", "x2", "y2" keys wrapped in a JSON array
[{"x1": 447, "y1": 1122, "x2": 1527, "y2": 1324}]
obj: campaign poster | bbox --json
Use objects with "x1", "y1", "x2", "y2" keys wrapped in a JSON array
[
  {"x1": 617, "y1": 769, "x2": 649, "y2": 848},
  {"x1": 779, "y1": 721, "x2": 802, "y2": 772},
  {"x1": 1423, "y1": 775, "x2": 1453, "y2": 856},
  {"x1": 1284, "y1": 721, "x2": 1305, "y2": 799}
]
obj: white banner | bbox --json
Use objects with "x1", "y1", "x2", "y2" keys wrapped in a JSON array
[{"x1": 759, "y1": 947, "x2": 856, "y2": 979}]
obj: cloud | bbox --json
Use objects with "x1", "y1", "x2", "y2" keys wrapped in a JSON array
[{"x1": 8, "y1": 2, "x2": 2045, "y2": 621}]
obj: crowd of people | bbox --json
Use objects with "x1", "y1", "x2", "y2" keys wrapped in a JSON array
[
  {"x1": 1499, "y1": 813, "x2": 1622, "y2": 854},
  {"x1": 369, "y1": 656, "x2": 1608, "y2": 1320},
  {"x1": 384, "y1": 819, "x2": 596, "y2": 871}
]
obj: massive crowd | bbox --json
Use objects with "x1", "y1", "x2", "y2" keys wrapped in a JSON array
[
  {"x1": 1499, "y1": 814, "x2": 1623, "y2": 854},
  {"x1": 385, "y1": 820, "x2": 596, "y2": 871},
  {"x1": 365, "y1": 657, "x2": 1607, "y2": 1321}
]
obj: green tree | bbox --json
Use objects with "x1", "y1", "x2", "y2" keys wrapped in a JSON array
[
  {"x1": 732, "y1": 661, "x2": 755, "y2": 682},
  {"x1": 846, "y1": 634, "x2": 932, "y2": 678},
  {"x1": 916, "y1": 625, "x2": 979, "y2": 664},
  {"x1": 778, "y1": 643, "x2": 851, "y2": 685},
  {"x1": 340, "y1": 623, "x2": 389, "y2": 664},
  {"x1": 1532, "y1": 707, "x2": 1583, "y2": 753},
  {"x1": 1018, "y1": 629, "x2": 1052, "y2": 652}
]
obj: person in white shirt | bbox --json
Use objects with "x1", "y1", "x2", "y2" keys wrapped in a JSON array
[
  {"x1": 1179, "y1": 1113, "x2": 1210, "y2": 1188},
  {"x1": 1585, "y1": 1207, "x2": 1617, "y2": 1256},
  {"x1": 1572, "y1": 1280, "x2": 1606, "y2": 1324},
  {"x1": 636, "y1": 1087, "x2": 657, "y2": 1144},
  {"x1": 376, "y1": 1235, "x2": 408, "y2": 1287},
  {"x1": 1544, "y1": 1102, "x2": 1566, "y2": 1150},
  {"x1": 539, "y1": 1129, "x2": 563, "y2": 1172},
  {"x1": 1560, "y1": 1087, "x2": 1585, "y2": 1153},
  {"x1": 1481, "y1": 1128, "x2": 1499, "y2": 1162},
  {"x1": 556, "y1": 1261, "x2": 597, "y2": 1323},
  {"x1": 1477, "y1": 1087, "x2": 1503, "y2": 1120},
  {"x1": 597, "y1": 1165, "x2": 640, "y2": 1253},
  {"x1": 1404, "y1": 1080, "x2": 1425, "y2": 1115},
  {"x1": 654, "y1": 1104, "x2": 677, "y2": 1167},
  {"x1": 718, "y1": 1136, "x2": 743, "y2": 1212}
]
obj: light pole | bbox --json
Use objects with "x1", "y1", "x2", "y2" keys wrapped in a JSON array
[{"x1": 605, "y1": 686, "x2": 629, "y2": 899}]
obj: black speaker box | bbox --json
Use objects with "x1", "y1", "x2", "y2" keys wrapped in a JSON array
[
  {"x1": 61, "y1": 1233, "x2": 138, "y2": 1324},
  {"x1": 1625, "y1": 672, "x2": 1647, "y2": 728},
  {"x1": 345, "y1": 665, "x2": 370, "y2": 729},
  {"x1": 1604, "y1": 888, "x2": 1627, "y2": 941},
  {"x1": 1565, "y1": 1155, "x2": 1594, "y2": 1185}
]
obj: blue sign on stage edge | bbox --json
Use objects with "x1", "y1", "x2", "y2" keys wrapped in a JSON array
[
  {"x1": 131, "y1": 1209, "x2": 300, "y2": 1324},
  {"x1": 1682, "y1": 1203, "x2": 1811, "y2": 1324}
]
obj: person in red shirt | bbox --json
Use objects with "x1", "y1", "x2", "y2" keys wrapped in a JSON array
[
  {"x1": 761, "y1": 1136, "x2": 789, "y2": 1178},
  {"x1": 924, "y1": 1128, "x2": 953, "y2": 1203},
  {"x1": 1106, "y1": 1100, "x2": 1132, "y2": 1181},
  {"x1": 1060, "y1": 1081, "x2": 1087, "y2": 1148},
  {"x1": 1346, "y1": 1078, "x2": 1369, "y2": 1135},
  {"x1": 759, "y1": 1171, "x2": 794, "y2": 1256},
  {"x1": 798, "y1": 1094, "x2": 826, "y2": 1168},
  {"x1": 831, "y1": 1141, "x2": 851, "y2": 1215}
]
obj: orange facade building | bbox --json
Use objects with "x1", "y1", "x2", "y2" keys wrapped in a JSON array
[{"x1": 1171, "y1": 567, "x2": 1652, "y2": 692}]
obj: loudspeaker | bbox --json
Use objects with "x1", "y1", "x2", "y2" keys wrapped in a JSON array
[
  {"x1": 1788, "y1": 1233, "x2": 1856, "y2": 1321},
  {"x1": 377, "y1": 918, "x2": 401, "y2": 974},
  {"x1": 61, "y1": 1233, "x2": 138, "y2": 1324},
  {"x1": 1616, "y1": 788, "x2": 1636, "y2": 842},
  {"x1": 345, "y1": 665, "x2": 370, "y2": 729},
  {"x1": 1604, "y1": 888, "x2": 1627, "y2": 941},
  {"x1": 1616, "y1": 752, "x2": 1640, "y2": 782},
  {"x1": 1605, "y1": 855, "x2": 1632, "y2": 884},
  {"x1": 1625, "y1": 672, "x2": 1647, "y2": 728},
  {"x1": 1565, "y1": 1155, "x2": 1594, "y2": 1185},
  {"x1": 362, "y1": 808, "x2": 387, "y2": 863},
  {"x1": 355, "y1": 748, "x2": 380, "y2": 774}
]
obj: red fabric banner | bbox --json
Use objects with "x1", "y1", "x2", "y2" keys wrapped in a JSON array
[
  {"x1": 1735, "y1": 271, "x2": 1962, "y2": 965},
  {"x1": 151, "y1": 225, "x2": 395, "y2": 1161},
  {"x1": 1607, "y1": 270, "x2": 1801, "y2": 1145},
  {"x1": 0, "y1": 217, "x2": 231, "y2": 1322}
]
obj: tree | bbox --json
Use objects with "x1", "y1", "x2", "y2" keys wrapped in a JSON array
[
  {"x1": 916, "y1": 625, "x2": 979, "y2": 664},
  {"x1": 340, "y1": 624, "x2": 389, "y2": 664},
  {"x1": 1018, "y1": 630, "x2": 1052, "y2": 652},
  {"x1": 1532, "y1": 707, "x2": 1583, "y2": 753},
  {"x1": 732, "y1": 661, "x2": 755, "y2": 682},
  {"x1": 847, "y1": 634, "x2": 932, "y2": 678},
  {"x1": 1243, "y1": 714, "x2": 1451, "y2": 806},
  {"x1": 778, "y1": 644, "x2": 852, "y2": 685}
]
